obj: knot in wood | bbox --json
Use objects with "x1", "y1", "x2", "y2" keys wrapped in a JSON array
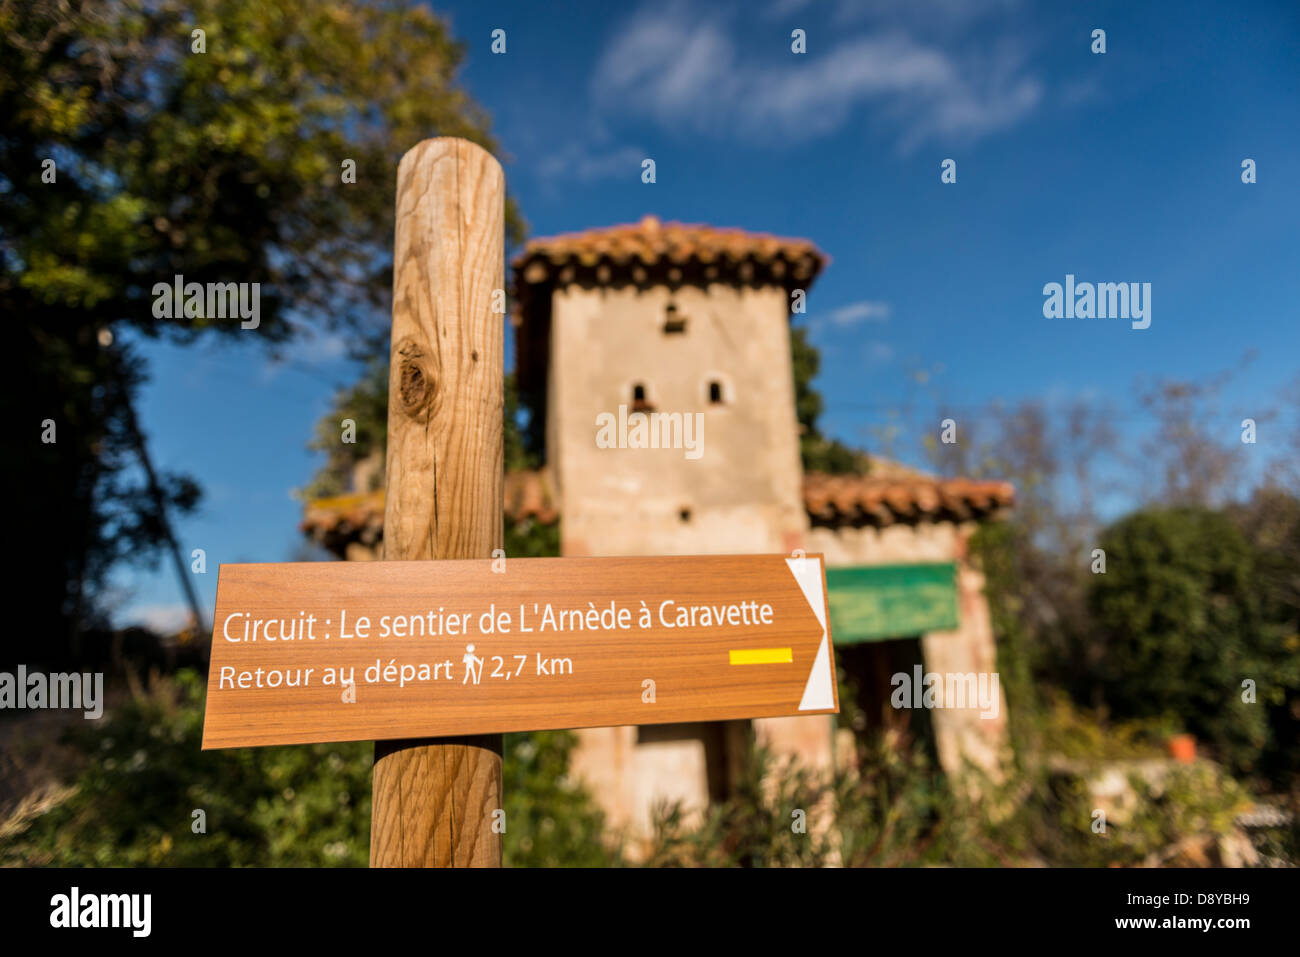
[
  {"x1": 398, "y1": 359, "x2": 430, "y2": 414},
  {"x1": 394, "y1": 339, "x2": 433, "y2": 418}
]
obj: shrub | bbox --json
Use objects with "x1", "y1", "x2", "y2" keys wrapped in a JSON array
[
  {"x1": 1089, "y1": 507, "x2": 1282, "y2": 772},
  {"x1": 640, "y1": 727, "x2": 1263, "y2": 868},
  {"x1": 2, "y1": 669, "x2": 615, "y2": 867},
  {"x1": 1, "y1": 670, "x2": 372, "y2": 866},
  {"x1": 503, "y1": 730, "x2": 618, "y2": 867}
]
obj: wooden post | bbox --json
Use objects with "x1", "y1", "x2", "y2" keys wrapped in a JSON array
[{"x1": 370, "y1": 138, "x2": 505, "y2": 867}]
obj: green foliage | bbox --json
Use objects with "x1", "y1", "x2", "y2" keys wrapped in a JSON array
[
  {"x1": 0, "y1": 670, "x2": 373, "y2": 866},
  {"x1": 503, "y1": 731, "x2": 618, "y2": 867},
  {"x1": 640, "y1": 729, "x2": 1258, "y2": 868},
  {"x1": 639, "y1": 736, "x2": 978, "y2": 868},
  {"x1": 829, "y1": 735, "x2": 959, "y2": 866},
  {"x1": 1, "y1": 667, "x2": 1271, "y2": 868},
  {"x1": 789, "y1": 326, "x2": 824, "y2": 440},
  {"x1": 1089, "y1": 507, "x2": 1296, "y2": 773},
  {"x1": 1229, "y1": 487, "x2": 1300, "y2": 785},
  {"x1": 790, "y1": 325, "x2": 870, "y2": 475},
  {"x1": 969, "y1": 520, "x2": 1042, "y2": 750},
  {"x1": 2, "y1": 0, "x2": 519, "y2": 655},
  {"x1": 1036, "y1": 692, "x2": 1175, "y2": 761},
  {"x1": 504, "y1": 516, "x2": 561, "y2": 559},
  {"x1": 1041, "y1": 760, "x2": 1253, "y2": 868},
  {"x1": 641, "y1": 744, "x2": 837, "y2": 867},
  {"x1": 1, "y1": 670, "x2": 615, "y2": 868},
  {"x1": 4, "y1": 0, "x2": 521, "y2": 342}
]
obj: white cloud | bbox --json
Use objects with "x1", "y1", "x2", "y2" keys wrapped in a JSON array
[
  {"x1": 806, "y1": 300, "x2": 893, "y2": 340},
  {"x1": 593, "y1": 3, "x2": 1042, "y2": 152},
  {"x1": 830, "y1": 300, "x2": 892, "y2": 324},
  {"x1": 538, "y1": 143, "x2": 649, "y2": 183}
]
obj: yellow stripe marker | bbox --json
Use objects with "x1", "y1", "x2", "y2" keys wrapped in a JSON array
[{"x1": 729, "y1": 647, "x2": 793, "y2": 666}]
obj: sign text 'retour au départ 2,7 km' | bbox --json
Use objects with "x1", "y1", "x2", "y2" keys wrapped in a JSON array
[{"x1": 200, "y1": 553, "x2": 838, "y2": 749}]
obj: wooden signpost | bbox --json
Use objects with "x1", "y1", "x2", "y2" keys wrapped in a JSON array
[
  {"x1": 199, "y1": 137, "x2": 838, "y2": 867},
  {"x1": 201, "y1": 552, "x2": 837, "y2": 749}
]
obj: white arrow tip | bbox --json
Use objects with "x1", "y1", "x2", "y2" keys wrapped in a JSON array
[
  {"x1": 798, "y1": 636, "x2": 834, "y2": 712},
  {"x1": 786, "y1": 557, "x2": 834, "y2": 711}
]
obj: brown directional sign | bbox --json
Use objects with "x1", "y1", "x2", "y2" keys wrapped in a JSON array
[{"x1": 201, "y1": 553, "x2": 838, "y2": 749}]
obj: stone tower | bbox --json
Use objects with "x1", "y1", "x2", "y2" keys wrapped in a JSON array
[
  {"x1": 513, "y1": 215, "x2": 824, "y2": 559},
  {"x1": 511, "y1": 216, "x2": 832, "y2": 843}
]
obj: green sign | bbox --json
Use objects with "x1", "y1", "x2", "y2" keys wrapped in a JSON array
[{"x1": 825, "y1": 562, "x2": 959, "y2": 644}]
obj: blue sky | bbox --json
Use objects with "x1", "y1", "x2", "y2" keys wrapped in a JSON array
[{"x1": 114, "y1": 0, "x2": 1300, "y2": 631}]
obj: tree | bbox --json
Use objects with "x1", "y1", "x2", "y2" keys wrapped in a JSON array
[
  {"x1": 1, "y1": 0, "x2": 519, "y2": 661},
  {"x1": 1134, "y1": 360, "x2": 1258, "y2": 508},
  {"x1": 931, "y1": 397, "x2": 1122, "y2": 707},
  {"x1": 1088, "y1": 507, "x2": 1295, "y2": 772}
]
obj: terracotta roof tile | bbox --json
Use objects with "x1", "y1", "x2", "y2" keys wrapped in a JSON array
[
  {"x1": 301, "y1": 468, "x2": 1013, "y2": 558},
  {"x1": 511, "y1": 215, "x2": 828, "y2": 296},
  {"x1": 801, "y1": 472, "x2": 1015, "y2": 528}
]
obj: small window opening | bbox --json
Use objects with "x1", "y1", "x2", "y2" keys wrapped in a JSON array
[
  {"x1": 679, "y1": 507, "x2": 692, "y2": 523},
  {"x1": 631, "y1": 383, "x2": 654, "y2": 412},
  {"x1": 708, "y1": 381, "x2": 725, "y2": 404},
  {"x1": 663, "y1": 303, "x2": 687, "y2": 334}
]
